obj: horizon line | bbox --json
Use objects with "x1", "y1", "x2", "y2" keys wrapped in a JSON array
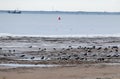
[{"x1": 0, "y1": 9, "x2": 120, "y2": 13}]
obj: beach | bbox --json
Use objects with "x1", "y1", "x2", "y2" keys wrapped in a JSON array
[
  {"x1": 0, "y1": 36, "x2": 120, "y2": 79},
  {"x1": 0, "y1": 1, "x2": 120, "y2": 79},
  {"x1": 0, "y1": 64, "x2": 120, "y2": 79}
]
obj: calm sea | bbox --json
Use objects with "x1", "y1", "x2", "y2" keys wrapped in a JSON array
[{"x1": 0, "y1": 14, "x2": 120, "y2": 36}]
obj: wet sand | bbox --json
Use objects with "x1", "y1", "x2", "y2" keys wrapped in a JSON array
[
  {"x1": 0, "y1": 36, "x2": 120, "y2": 64},
  {"x1": 0, "y1": 36, "x2": 120, "y2": 79}
]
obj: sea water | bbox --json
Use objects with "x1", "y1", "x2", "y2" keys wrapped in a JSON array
[
  {"x1": 0, "y1": 14, "x2": 120, "y2": 36},
  {"x1": 0, "y1": 64, "x2": 59, "y2": 68}
]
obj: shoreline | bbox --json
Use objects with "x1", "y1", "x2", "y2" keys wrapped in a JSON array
[
  {"x1": 0, "y1": 36, "x2": 120, "y2": 79},
  {"x1": 1, "y1": 10, "x2": 120, "y2": 15},
  {"x1": 2, "y1": 33, "x2": 120, "y2": 37}
]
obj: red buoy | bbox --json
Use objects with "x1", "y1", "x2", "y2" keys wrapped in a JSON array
[{"x1": 58, "y1": 17, "x2": 61, "y2": 20}]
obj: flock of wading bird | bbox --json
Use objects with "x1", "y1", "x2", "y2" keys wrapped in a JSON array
[{"x1": 0, "y1": 45, "x2": 120, "y2": 64}]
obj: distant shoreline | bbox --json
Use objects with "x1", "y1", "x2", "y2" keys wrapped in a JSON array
[
  {"x1": 1, "y1": 33, "x2": 120, "y2": 38},
  {"x1": 0, "y1": 10, "x2": 120, "y2": 15}
]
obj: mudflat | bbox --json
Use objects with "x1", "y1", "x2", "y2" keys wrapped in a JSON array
[{"x1": 0, "y1": 36, "x2": 120, "y2": 79}]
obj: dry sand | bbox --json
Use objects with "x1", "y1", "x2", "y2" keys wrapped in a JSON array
[{"x1": 0, "y1": 64, "x2": 120, "y2": 79}]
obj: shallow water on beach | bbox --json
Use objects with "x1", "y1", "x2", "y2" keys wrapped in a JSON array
[
  {"x1": 0, "y1": 63, "x2": 120, "y2": 68},
  {"x1": 0, "y1": 64, "x2": 59, "y2": 68},
  {"x1": 0, "y1": 14, "x2": 120, "y2": 35}
]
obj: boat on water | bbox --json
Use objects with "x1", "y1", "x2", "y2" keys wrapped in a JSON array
[{"x1": 8, "y1": 10, "x2": 21, "y2": 14}]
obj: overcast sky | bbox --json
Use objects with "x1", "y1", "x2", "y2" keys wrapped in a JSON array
[{"x1": 0, "y1": 0, "x2": 120, "y2": 12}]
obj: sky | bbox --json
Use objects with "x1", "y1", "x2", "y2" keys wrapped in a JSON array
[{"x1": 0, "y1": 0, "x2": 120, "y2": 12}]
